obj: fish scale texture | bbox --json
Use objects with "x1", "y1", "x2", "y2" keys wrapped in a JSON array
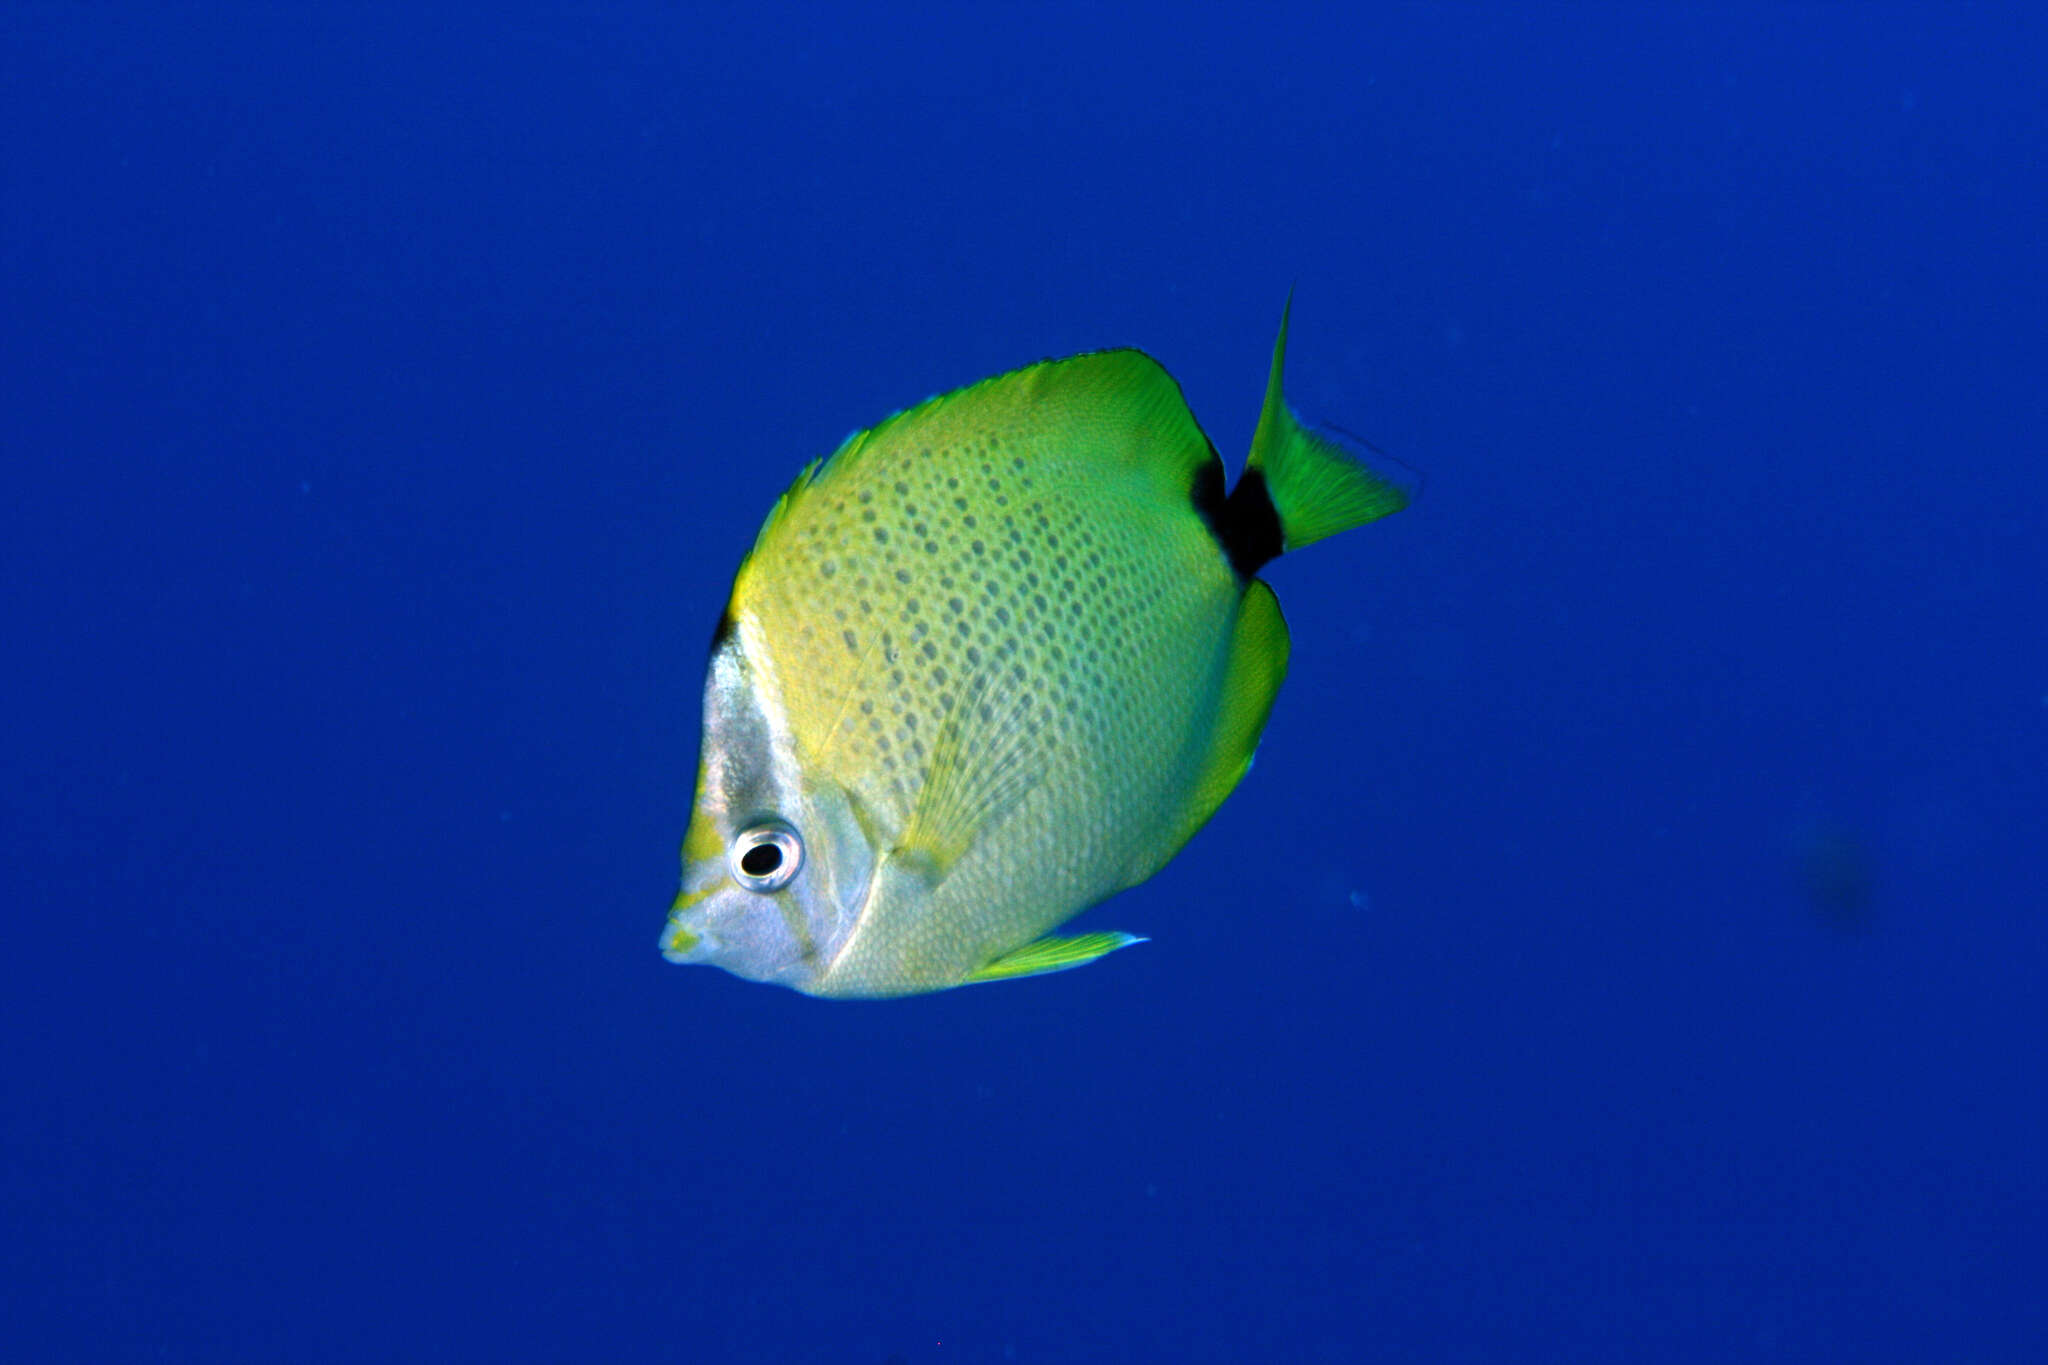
[{"x1": 732, "y1": 352, "x2": 1248, "y2": 991}]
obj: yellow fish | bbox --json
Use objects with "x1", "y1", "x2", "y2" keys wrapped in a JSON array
[{"x1": 663, "y1": 300, "x2": 1409, "y2": 997}]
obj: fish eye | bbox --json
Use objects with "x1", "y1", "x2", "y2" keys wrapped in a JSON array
[{"x1": 729, "y1": 820, "x2": 803, "y2": 893}]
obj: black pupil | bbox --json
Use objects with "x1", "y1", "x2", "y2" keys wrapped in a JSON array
[{"x1": 740, "y1": 842, "x2": 783, "y2": 878}]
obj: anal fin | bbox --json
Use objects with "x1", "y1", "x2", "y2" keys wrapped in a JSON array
[
  {"x1": 964, "y1": 932, "x2": 1148, "y2": 984},
  {"x1": 1173, "y1": 580, "x2": 1290, "y2": 851}
]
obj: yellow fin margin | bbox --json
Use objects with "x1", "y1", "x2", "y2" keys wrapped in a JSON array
[{"x1": 1171, "y1": 580, "x2": 1289, "y2": 853}]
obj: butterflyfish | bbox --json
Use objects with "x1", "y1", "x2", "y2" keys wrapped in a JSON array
[{"x1": 663, "y1": 299, "x2": 1410, "y2": 997}]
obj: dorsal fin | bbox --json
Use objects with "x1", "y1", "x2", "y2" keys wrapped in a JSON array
[
  {"x1": 806, "y1": 348, "x2": 1217, "y2": 502},
  {"x1": 745, "y1": 455, "x2": 824, "y2": 551}
]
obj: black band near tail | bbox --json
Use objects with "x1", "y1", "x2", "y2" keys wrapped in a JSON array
[{"x1": 1192, "y1": 458, "x2": 1285, "y2": 580}]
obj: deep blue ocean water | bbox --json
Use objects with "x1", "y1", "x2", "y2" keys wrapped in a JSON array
[{"x1": 6, "y1": 7, "x2": 2044, "y2": 1362}]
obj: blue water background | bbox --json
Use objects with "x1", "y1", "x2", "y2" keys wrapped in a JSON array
[{"x1": 6, "y1": 7, "x2": 2044, "y2": 1361}]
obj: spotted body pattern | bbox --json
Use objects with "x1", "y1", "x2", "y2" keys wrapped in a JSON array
[{"x1": 665, "y1": 304, "x2": 1408, "y2": 997}]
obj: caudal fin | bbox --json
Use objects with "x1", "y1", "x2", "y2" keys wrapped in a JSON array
[{"x1": 1225, "y1": 294, "x2": 1412, "y2": 572}]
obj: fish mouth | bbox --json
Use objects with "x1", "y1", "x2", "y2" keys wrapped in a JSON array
[
  {"x1": 660, "y1": 886, "x2": 716, "y2": 962},
  {"x1": 659, "y1": 919, "x2": 703, "y2": 962}
]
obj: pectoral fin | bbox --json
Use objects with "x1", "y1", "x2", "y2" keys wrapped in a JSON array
[
  {"x1": 964, "y1": 932, "x2": 1148, "y2": 984},
  {"x1": 896, "y1": 652, "x2": 1049, "y2": 874}
]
